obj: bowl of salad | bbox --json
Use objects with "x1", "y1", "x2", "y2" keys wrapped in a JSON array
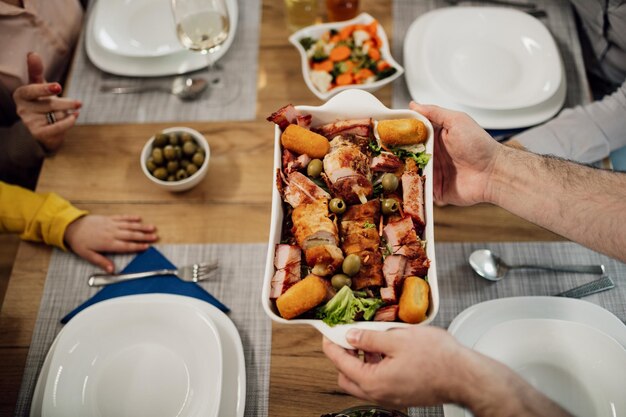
[{"x1": 289, "y1": 13, "x2": 404, "y2": 101}]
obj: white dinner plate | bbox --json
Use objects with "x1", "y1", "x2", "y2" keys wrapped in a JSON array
[
  {"x1": 32, "y1": 295, "x2": 246, "y2": 417},
  {"x1": 404, "y1": 8, "x2": 567, "y2": 129},
  {"x1": 423, "y1": 7, "x2": 561, "y2": 110},
  {"x1": 86, "y1": 0, "x2": 238, "y2": 77},
  {"x1": 443, "y1": 297, "x2": 626, "y2": 417},
  {"x1": 474, "y1": 319, "x2": 626, "y2": 417},
  {"x1": 93, "y1": 0, "x2": 184, "y2": 57},
  {"x1": 41, "y1": 295, "x2": 225, "y2": 417}
]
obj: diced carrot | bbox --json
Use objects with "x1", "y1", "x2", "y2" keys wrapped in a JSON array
[
  {"x1": 377, "y1": 60, "x2": 391, "y2": 71},
  {"x1": 353, "y1": 24, "x2": 367, "y2": 31},
  {"x1": 336, "y1": 72, "x2": 354, "y2": 86},
  {"x1": 339, "y1": 24, "x2": 355, "y2": 40},
  {"x1": 373, "y1": 34, "x2": 383, "y2": 48},
  {"x1": 363, "y1": 39, "x2": 375, "y2": 50},
  {"x1": 368, "y1": 47, "x2": 381, "y2": 61},
  {"x1": 341, "y1": 60, "x2": 355, "y2": 73},
  {"x1": 330, "y1": 34, "x2": 341, "y2": 44},
  {"x1": 355, "y1": 68, "x2": 374, "y2": 82},
  {"x1": 329, "y1": 45, "x2": 352, "y2": 62},
  {"x1": 366, "y1": 20, "x2": 378, "y2": 37},
  {"x1": 313, "y1": 59, "x2": 334, "y2": 72}
]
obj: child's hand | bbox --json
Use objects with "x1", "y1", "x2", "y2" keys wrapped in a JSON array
[{"x1": 64, "y1": 215, "x2": 158, "y2": 272}]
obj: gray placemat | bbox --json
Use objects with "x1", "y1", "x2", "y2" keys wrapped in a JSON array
[
  {"x1": 391, "y1": 0, "x2": 592, "y2": 114},
  {"x1": 14, "y1": 243, "x2": 270, "y2": 417},
  {"x1": 66, "y1": 0, "x2": 261, "y2": 124},
  {"x1": 409, "y1": 241, "x2": 626, "y2": 417}
]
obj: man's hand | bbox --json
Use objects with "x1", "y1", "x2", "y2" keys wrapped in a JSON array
[
  {"x1": 323, "y1": 326, "x2": 465, "y2": 408},
  {"x1": 64, "y1": 215, "x2": 158, "y2": 273},
  {"x1": 410, "y1": 102, "x2": 502, "y2": 206},
  {"x1": 12, "y1": 52, "x2": 81, "y2": 152}
]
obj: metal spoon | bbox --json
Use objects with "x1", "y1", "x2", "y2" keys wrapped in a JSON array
[
  {"x1": 100, "y1": 77, "x2": 208, "y2": 101},
  {"x1": 469, "y1": 249, "x2": 605, "y2": 281}
]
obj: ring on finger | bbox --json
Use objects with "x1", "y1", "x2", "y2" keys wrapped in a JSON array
[{"x1": 45, "y1": 111, "x2": 57, "y2": 125}]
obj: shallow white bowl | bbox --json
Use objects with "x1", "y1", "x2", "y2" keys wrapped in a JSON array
[
  {"x1": 262, "y1": 89, "x2": 438, "y2": 349},
  {"x1": 289, "y1": 13, "x2": 404, "y2": 101},
  {"x1": 140, "y1": 126, "x2": 210, "y2": 192}
]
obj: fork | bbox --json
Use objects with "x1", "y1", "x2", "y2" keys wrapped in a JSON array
[{"x1": 88, "y1": 262, "x2": 218, "y2": 287}]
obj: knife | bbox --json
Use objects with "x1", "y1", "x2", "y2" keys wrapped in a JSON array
[{"x1": 554, "y1": 275, "x2": 615, "y2": 298}]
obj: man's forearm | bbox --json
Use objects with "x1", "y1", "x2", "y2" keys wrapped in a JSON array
[{"x1": 486, "y1": 146, "x2": 626, "y2": 262}]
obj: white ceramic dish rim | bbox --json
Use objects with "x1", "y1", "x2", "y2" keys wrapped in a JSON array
[
  {"x1": 404, "y1": 8, "x2": 567, "y2": 130},
  {"x1": 93, "y1": 0, "x2": 184, "y2": 57},
  {"x1": 443, "y1": 296, "x2": 626, "y2": 417},
  {"x1": 474, "y1": 318, "x2": 626, "y2": 417},
  {"x1": 423, "y1": 7, "x2": 562, "y2": 110},
  {"x1": 288, "y1": 13, "x2": 405, "y2": 101},
  {"x1": 86, "y1": 0, "x2": 238, "y2": 77},
  {"x1": 262, "y1": 89, "x2": 438, "y2": 349},
  {"x1": 140, "y1": 126, "x2": 211, "y2": 192},
  {"x1": 41, "y1": 294, "x2": 223, "y2": 417},
  {"x1": 31, "y1": 294, "x2": 246, "y2": 417}
]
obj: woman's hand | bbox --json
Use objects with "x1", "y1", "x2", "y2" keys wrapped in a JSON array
[
  {"x1": 410, "y1": 102, "x2": 503, "y2": 206},
  {"x1": 64, "y1": 215, "x2": 158, "y2": 273},
  {"x1": 12, "y1": 52, "x2": 81, "y2": 152}
]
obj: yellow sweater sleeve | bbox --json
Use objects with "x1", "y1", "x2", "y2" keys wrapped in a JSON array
[{"x1": 0, "y1": 182, "x2": 88, "y2": 250}]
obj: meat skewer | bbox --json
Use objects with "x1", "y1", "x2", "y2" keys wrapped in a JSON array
[{"x1": 323, "y1": 136, "x2": 373, "y2": 204}]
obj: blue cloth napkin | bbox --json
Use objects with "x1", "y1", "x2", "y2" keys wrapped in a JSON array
[{"x1": 61, "y1": 246, "x2": 229, "y2": 323}]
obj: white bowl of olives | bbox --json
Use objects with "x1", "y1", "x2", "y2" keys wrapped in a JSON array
[{"x1": 141, "y1": 127, "x2": 210, "y2": 192}]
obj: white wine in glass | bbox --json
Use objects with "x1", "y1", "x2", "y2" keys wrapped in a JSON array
[{"x1": 172, "y1": 0, "x2": 239, "y2": 103}]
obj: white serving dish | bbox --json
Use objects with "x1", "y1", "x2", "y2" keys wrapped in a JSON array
[
  {"x1": 444, "y1": 297, "x2": 626, "y2": 417},
  {"x1": 475, "y1": 318, "x2": 626, "y2": 417},
  {"x1": 140, "y1": 126, "x2": 210, "y2": 192},
  {"x1": 32, "y1": 295, "x2": 246, "y2": 417},
  {"x1": 86, "y1": 0, "x2": 238, "y2": 77},
  {"x1": 423, "y1": 7, "x2": 562, "y2": 110},
  {"x1": 41, "y1": 294, "x2": 224, "y2": 417},
  {"x1": 404, "y1": 8, "x2": 566, "y2": 129},
  {"x1": 289, "y1": 13, "x2": 404, "y2": 101},
  {"x1": 262, "y1": 89, "x2": 438, "y2": 349},
  {"x1": 93, "y1": 0, "x2": 184, "y2": 58}
]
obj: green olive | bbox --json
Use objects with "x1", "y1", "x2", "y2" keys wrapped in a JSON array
[
  {"x1": 331, "y1": 274, "x2": 352, "y2": 290},
  {"x1": 153, "y1": 167, "x2": 168, "y2": 180},
  {"x1": 381, "y1": 173, "x2": 399, "y2": 192},
  {"x1": 192, "y1": 152, "x2": 205, "y2": 167},
  {"x1": 176, "y1": 169, "x2": 188, "y2": 180},
  {"x1": 167, "y1": 160, "x2": 179, "y2": 174},
  {"x1": 381, "y1": 198, "x2": 400, "y2": 215},
  {"x1": 167, "y1": 175, "x2": 176, "y2": 182},
  {"x1": 187, "y1": 163, "x2": 199, "y2": 176},
  {"x1": 307, "y1": 159, "x2": 323, "y2": 178},
  {"x1": 154, "y1": 133, "x2": 169, "y2": 148},
  {"x1": 146, "y1": 157, "x2": 157, "y2": 173},
  {"x1": 329, "y1": 198, "x2": 346, "y2": 214},
  {"x1": 342, "y1": 254, "x2": 361, "y2": 277},
  {"x1": 180, "y1": 132, "x2": 194, "y2": 143},
  {"x1": 180, "y1": 159, "x2": 190, "y2": 169},
  {"x1": 168, "y1": 132, "x2": 180, "y2": 146},
  {"x1": 151, "y1": 148, "x2": 164, "y2": 165},
  {"x1": 182, "y1": 141, "x2": 197, "y2": 156},
  {"x1": 163, "y1": 145, "x2": 176, "y2": 161}
]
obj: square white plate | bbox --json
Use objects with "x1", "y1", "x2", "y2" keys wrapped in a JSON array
[
  {"x1": 41, "y1": 295, "x2": 225, "y2": 417},
  {"x1": 262, "y1": 89, "x2": 439, "y2": 349}
]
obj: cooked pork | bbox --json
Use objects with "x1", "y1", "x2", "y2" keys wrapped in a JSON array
[
  {"x1": 402, "y1": 159, "x2": 425, "y2": 228},
  {"x1": 370, "y1": 152, "x2": 403, "y2": 172},
  {"x1": 312, "y1": 118, "x2": 372, "y2": 140},
  {"x1": 270, "y1": 244, "x2": 301, "y2": 299},
  {"x1": 374, "y1": 304, "x2": 399, "y2": 321},
  {"x1": 281, "y1": 171, "x2": 331, "y2": 208},
  {"x1": 266, "y1": 104, "x2": 300, "y2": 131},
  {"x1": 323, "y1": 136, "x2": 373, "y2": 204}
]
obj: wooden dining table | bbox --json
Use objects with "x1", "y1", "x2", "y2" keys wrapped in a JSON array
[{"x1": 0, "y1": 1, "x2": 565, "y2": 415}]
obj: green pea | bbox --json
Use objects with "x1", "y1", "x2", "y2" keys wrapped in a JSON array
[
  {"x1": 307, "y1": 159, "x2": 323, "y2": 178},
  {"x1": 381, "y1": 173, "x2": 399, "y2": 192},
  {"x1": 381, "y1": 198, "x2": 400, "y2": 215},
  {"x1": 331, "y1": 274, "x2": 352, "y2": 290},
  {"x1": 342, "y1": 254, "x2": 361, "y2": 277},
  {"x1": 329, "y1": 198, "x2": 346, "y2": 214}
]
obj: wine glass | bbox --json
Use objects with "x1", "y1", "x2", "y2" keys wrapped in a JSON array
[{"x1": 171, "y1": 0, "x2": 239, "y2": 104}]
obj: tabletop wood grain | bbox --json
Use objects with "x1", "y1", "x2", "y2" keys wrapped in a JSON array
[{"x1": 0, "y1": 1, "x2": 564, "y2": 416}]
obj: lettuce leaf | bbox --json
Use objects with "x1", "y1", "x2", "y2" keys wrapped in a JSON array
[{"x1": 316, "y1": 286, "x2": 383, "y2": 326}]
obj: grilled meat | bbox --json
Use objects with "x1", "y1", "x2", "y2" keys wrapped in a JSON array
[
  {"x1": 383, "y1": 216, "x2": 430, "y2": 279},
  {"x1": 270, "y1": 244, "x2": 302, "y2": 299},
  {"x1": 283, "y1": 149, "x2": 312, "y2": 175},
  {"x1": 267, "y1": 104, "x2": 300, "y2": 131},
  {"x1": 402, "y1": 159, "x2": 425, "y2": 228},
  {"x1": 305, "y1": 244, "x2": 344, "y2": 276},
  {"x1": 370, "y1": 152, "x2": 403, "y2": 172},
  {"x1": 280, "y1": 171, "x2": 331, "y2": 208},
  {"x1": 374, "y1": 304, "x2": 399, "y2": 321},
  {"x1": 323, "y1": 136, "x2": 373, "y2": 204},
  {"x1": 312, "y1": 118, "x2": 372, "y2": 140}
]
